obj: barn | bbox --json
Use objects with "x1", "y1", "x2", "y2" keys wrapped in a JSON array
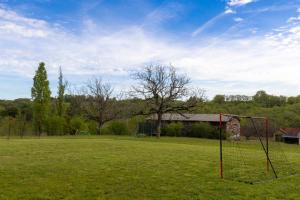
[
  {"x1": 279, "y1": 128, "x2": 300, "y2": 145},
  {"x1": 141, "y1": 113, "x2": 240, "y2": 137}
]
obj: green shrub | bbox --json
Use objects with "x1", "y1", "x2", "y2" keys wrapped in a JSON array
[
  {"x1": 0, "y1": 117, "x2": 17, "y2": 136},
  {"x1": 77, "y1": 130, "x2": 90, "y2": 136},
  {"x1": 110, "y1": 121, "x2": 129, "y2": 135},
  {"x1": 188, "y1": 122, "x2": 218, "y2": 139},
  {"x1": 69, "y1": 116, "x2": 86, "y2": 135},
  {"x1": 45, "y1": 115, "x2": 65, "y2": 135},
  {"x1": 99, "y1": 125, "x2": 110, "y2": 135},
  {"x1": 100, "y1": 120, "x2": 129, "y2": 135},
  {"x1": 87, "y1": 121, "x2": 98, "y2": 135},
  {"x1": 127, "y1": 117, "x2": 144, "y2": 135},
  {"x1": 162, "y1": 122, "x2": 183, "y2": 137}
]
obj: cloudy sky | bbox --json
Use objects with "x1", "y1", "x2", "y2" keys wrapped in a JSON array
[{"x1": 1, "y1": 0, "x2": 300, "y2": 99}]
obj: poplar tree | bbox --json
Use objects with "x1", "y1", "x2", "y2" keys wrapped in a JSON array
[
  {"x1": 57, "y1": 67, "x2": 67, "y2": 117},
  {"x1": 31, "y1": 62, "x2": 51, "y2": 137}
]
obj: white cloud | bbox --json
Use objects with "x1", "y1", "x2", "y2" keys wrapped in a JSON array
[
  {"x1": 227, "y1": 0, "x2": 255, "y2": 7},
  {"x1": 234, "y1": 17, "x2": 244, "y2": 22},
  {"x1": 0, "y1": 8, "x2": 47, "y2": 28},
  {"x1": 2, "y1": 7, "x2": 300, "y2": 97},
  {"x1": 0, "y1": 8, "x2": 54, "y2": 38},
  {"x1": 0, "y1": 22, "x2": 48, "y2": 37},
  {"x1": 286, "y1": 8, "x2": 300, "y2": 23},
  {"x1": 224, "y1": 8, "x2": 236, "y2": 14},
  {"x1": 287, "y1": 16, "x2": 298, "y2": 23}
]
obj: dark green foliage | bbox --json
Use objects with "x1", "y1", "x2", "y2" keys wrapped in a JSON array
[
  {"x1": 213, "y1": 95, "x2": 225, "y2": 104},
  {"x1": 4, "y1": 82, "x2": 300, "y2": 138},
  {"x1": 57, "y1": 67, "x2": 67, "y2": 117},
  {"x1": 0, "y1": 100, "x2": 33, "y2": 137},
  {"x1": 162, "y1": 122, "x2": 183, "y2": 137},
  {"x1": 101, "y1": 120, "x2": 130, "y2": 135},
  {"x1": 31, "y1": 62, "x2": 51, "y2": 136},
  {"x1": 188, "y1": 122, "x2": 218, "y2": 139},
  {"x1": 0, "y1": 117, "x2": 16, "y2": 138},
  {"x1": 87, "y1": 121, "x2": 98, "y2": 135},
  {"x1": 253, "y1": 90, "x2": 287, "y2": 107},
  {"x1": 65, "y1": 94, "x2": 86, "y2": 117},
  {"x1": 126, "y1": 116, "x2": 143, "y2": 135},
  {"x1": 69, "y1": 116, "x2": 86, "y2": 135},
  {"x1": 109, "y1": 121, "x2": 129, "y2": 135},
  {"x1": 16, "y1": 114, "x2": 27, "y2": 138},
  {"x1": 287, "y1": 96, "x2": 300, "y2": 104},
  {"x1": 4, "y1": 105, "x2": 18, "y2": 118},
  {"x1": 17, "y1": 99, "x2": 33, "y2": 121},
  {"x1": 45, "y1": 116, "x2": 65, "y2": 135},
  {"x1": 31, "y1": 62, "x2": 51, "y2": 102}
]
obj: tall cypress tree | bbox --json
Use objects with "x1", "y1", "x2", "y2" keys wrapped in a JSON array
[
  {"x1": 57, "y1": 67, "x2": 66, "y2": 117},
  {"x1": 31, "y1": 62, "x2": 51, "y2": 137}
]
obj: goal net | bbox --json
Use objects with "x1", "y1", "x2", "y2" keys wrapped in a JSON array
[{"x1": 220, "y1": 114, "x2": 296, "y2": 184}]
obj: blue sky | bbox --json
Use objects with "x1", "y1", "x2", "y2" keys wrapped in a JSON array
[{"x1": 1, "y1": 0, "x2": 300, "y2": 99}]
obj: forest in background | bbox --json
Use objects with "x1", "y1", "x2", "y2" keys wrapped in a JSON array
[{"x1": 1, "y1": 62, "x2": 300, "y2": 137}]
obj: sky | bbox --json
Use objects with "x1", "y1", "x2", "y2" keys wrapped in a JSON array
[{"x1": 1, "y1": 0, "x2": 300, "y2": 99}]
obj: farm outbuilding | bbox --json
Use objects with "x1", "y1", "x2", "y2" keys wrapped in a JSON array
[
  {"x1": 141, "y1": 113, "x2": 240, "y2": 137},
  {"x1": 279, "y1": 128, "x2": 300, "y2": 145}
]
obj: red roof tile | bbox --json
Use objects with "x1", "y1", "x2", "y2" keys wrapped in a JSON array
[{"x1": 280, "y1": 128, "x2": 300, "y2": 136}]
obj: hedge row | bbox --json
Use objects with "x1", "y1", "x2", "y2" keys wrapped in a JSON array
[{"x1": 162, "y1": 122, "x2": 225, "y2": 139}]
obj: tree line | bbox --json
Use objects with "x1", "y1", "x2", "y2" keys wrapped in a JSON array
[
  {"x1": 0, "y1": 63, "x2": 203, "y2": 138},
  {"x1": 1, "y1": 62, "x2": 300, "y2": 138}
]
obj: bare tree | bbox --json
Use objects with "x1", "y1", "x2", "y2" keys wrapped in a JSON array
[
  {"x1": 131, "y1": 64, "x2": 194, "y2": 137},
  {"x1": 188, "y1": 87, "x2": 207, "y2": 103},
  {"x1": 85, "y1": 78, "x2": 120, "y2": 134}
]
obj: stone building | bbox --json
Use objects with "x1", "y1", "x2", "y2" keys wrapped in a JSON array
[{"x1": 146, "y1": 113, "x2": 240, "y2": 137}]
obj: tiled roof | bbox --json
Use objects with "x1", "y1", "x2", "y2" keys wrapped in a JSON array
[
  {"x1": 147, "y1": 113, "x2": 238, "y2": 122},
  {"x1": 280, "y1": 128, "x2": 300, "y2": 137}
]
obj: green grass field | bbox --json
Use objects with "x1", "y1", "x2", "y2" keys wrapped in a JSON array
[{"x1": 0, "y1": 136, "x2": 299, "y2": 200}]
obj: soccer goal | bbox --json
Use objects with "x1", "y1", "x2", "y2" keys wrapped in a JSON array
[{"x1": 218, "y1": 113, "x2": 296, "y2": 184}]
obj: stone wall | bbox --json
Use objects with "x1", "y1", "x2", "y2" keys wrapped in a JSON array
[{"x1": 226, "y1": 117, "x2": 241, "y2": 138}]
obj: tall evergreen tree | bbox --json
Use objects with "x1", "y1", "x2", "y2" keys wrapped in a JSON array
[
  {"x1": 57, "y1": 67, "x2": 67, "y2": 117},
  {"x1": 31, "y1": 62, "x2": 51, "y2": 137}
]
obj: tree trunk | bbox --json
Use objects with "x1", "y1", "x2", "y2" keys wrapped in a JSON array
[
  {"x1": 7, "y1": 118, "x2": 11, "y2": 140},
  {"x1": 98, "y1": 124, "x2": 102, "y2": 135},
  {"x1": 38, "y1": 124, "x2": 41, "y2": 138},
  {"x1": 157, "y1": 113, "x2": 162, "y2": 138},
  {"x1": 20, "y1": 121, "x2": 26, "y2": 139},
  {"x1": 97, "y1": 121, "x2": 103, "y2": 135},
  {"x1": 97, "y1": 110, "x2": 105, "y2": 135}
]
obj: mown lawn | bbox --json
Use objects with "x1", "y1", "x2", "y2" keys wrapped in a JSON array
[{"x1": 0, "y1": 136, "x2": 299, "y2": 200}]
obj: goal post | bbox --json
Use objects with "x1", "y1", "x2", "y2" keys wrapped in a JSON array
[
  {"x1": 248, "y1": 116, "x2": 277, "y2": 178},
  {"x1": 219, "y1": 113, "x2": 223, "y2": 179},
  {"x1": 218, "y1": 113, "x2": 293, "y2": 183}
]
